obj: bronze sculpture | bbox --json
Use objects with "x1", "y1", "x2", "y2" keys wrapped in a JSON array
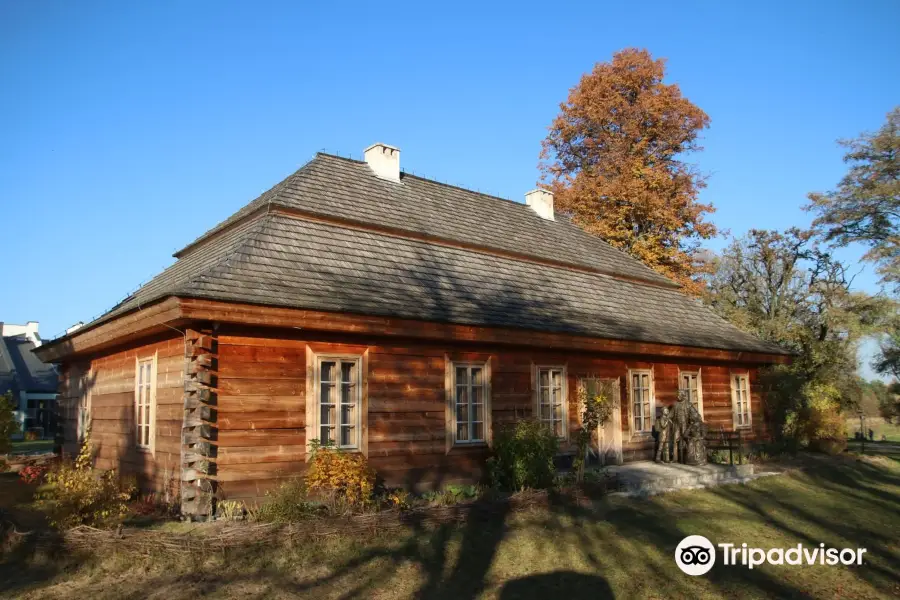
[
  {"x1": 670, "y1": 390, "x2": 691, "y2": 463},
  {"x1": 655, "y1": 391, "x2": 708, "y2": 465},
  {"x1": 655, "y1": 406, "x2": 673, "y2": 462}
]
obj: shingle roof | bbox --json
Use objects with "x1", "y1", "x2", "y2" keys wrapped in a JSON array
[
  {"x1": 70, "y1": 153, "x2": 786, "y2": 355},
  {"x1": 0, "y1": 336, "x2": 58, "y2": 395},
  {"x1": 176, "y1": 154, "x2": 675, "y2": 287}
]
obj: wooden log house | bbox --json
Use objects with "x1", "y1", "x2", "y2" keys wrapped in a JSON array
[{"x1": 36, "y1": 143, "x2": 790, "y2": 517}]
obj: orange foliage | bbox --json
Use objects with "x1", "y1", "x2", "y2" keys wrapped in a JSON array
[
  {"x1": 540, "y1": 48, "x2": 718, "y2": 295},
  {"x1": 305, "y1": 442, "x2": 375, "y2": 510}
]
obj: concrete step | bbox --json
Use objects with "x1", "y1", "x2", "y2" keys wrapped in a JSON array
[{"x1": 605, "y1": 462, "x2": 767, "y2": 497}]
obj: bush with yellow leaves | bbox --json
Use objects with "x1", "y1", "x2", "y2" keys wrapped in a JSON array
[
  {"x1": 305, "y1": 439, "x2": 376, "y2": 512},
  {"x1": 35, "y1": 431, "x2": 136, "y2": 528},
  {"x1": 798, "y1": 382, "x2": 846, "y2": 454}
]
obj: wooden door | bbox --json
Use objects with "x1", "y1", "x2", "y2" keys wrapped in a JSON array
[
  {"x1": 579, "y1": 378, "x2": 623, "y2": 466},
  {"x1": 597, "y1": 379, "x2": 623, "y2": 465}
]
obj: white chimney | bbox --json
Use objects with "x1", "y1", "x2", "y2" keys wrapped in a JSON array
[
  {"x1": 525, "y1": 189, "x2": 554, "y2": 221},
  {"x1": 66, "y1": 322, "x2": 85, "y2": 335},
  {"x1": 1, "y1": 321, "x2": 42, "y2": 346},
  {"x1": 364, "y1": 143, "x2": 401, "y2": 182}
]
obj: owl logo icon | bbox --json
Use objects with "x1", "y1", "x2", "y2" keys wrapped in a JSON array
[{"x1": 675, "y1": 535, "x2": 716, "y2": 575}]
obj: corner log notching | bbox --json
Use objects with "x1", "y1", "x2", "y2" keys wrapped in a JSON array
[{"x1": 181, "y1": 326, "x2": 218, "y2": 518}]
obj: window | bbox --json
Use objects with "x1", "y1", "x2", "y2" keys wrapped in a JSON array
[
  {"x1": 451, "y1": 362, "x2": 489, "y2": 444},
  {"x1": 77, "y1": 368, "x2": 92, "y2": 442},
  {"x1": 536, "y1": 366, "x2": 567, "y2": 438},
  {"x1": 629, "y1": 369, "x2": 654, "y2": 434},
  {"x1": 135, "y1": 358, "x2": 155, "y2": 450},
  {"x1": 317, "y1": 356, "x2": 361, "y2": 448},
  {"x1": 732, "y1": 373, "x2": 751, "y2": 428},
  {"x1": 679, "y1": 371, "x2": 703, "y2": 416}
]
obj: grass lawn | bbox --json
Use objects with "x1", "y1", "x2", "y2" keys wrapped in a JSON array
[
  {"x1": 846, "y1": 418, "x2": 900, "y2": 442},
  {"x1": 1, "y1": 455, "x2": 899, "y2": 599}
]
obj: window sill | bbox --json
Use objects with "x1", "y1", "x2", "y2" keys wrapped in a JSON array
[{"x1": 449, "y1": 442, "x2": 489, "y2": 451}]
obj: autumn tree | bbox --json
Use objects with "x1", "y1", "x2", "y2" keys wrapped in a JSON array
[
  {"x1": 540, "y1": 48, "x2": 717, "y2": 294},
  {"x1": 806, "y1": 107, "x2": 900, "y2": 288}
]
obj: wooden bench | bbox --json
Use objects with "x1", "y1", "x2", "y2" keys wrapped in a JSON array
[{"x1": 705, "y1": 427, "x2": 744, "y2": 465}]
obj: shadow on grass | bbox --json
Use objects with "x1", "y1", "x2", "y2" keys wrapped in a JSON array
[
  {"x1": 708, "y1": 455, "x2": 900, "y2": 594},
  {"x1": 0, "y1": 472, "x2": 91, "y2": 596},
  {"x1": 498, "y1": 571, "x2": 613, "y2": 599},
  {"x1": 2, "y1": 455, "x2": 899, "y2": 599}
]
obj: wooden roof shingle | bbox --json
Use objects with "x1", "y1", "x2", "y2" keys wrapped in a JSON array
[{"x1": 70, "y1": 153, "x2": 787, "y2": 355}]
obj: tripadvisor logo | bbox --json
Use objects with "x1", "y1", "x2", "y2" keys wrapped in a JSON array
[
  {"x1": 675, "y1": 536, "x2": 867, "y2": 575},
  {"x1": 675, "y1": 535, "x2": 716, "y2": 576}
]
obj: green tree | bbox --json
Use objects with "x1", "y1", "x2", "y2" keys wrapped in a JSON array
[
  {"x1": 877, "y1": 384, "x2": 900, "y2": 424},
  {"x1": 858, "y1": 379, "x2": 897, "y2": 423},
  {"x1": 874, "y1": 328, "x2": 900, "y2": 380},
  {"x1": 540, "y1": 48, "x2": 717, "y2": 295},
  {"x1": 705, "y1": 229, "x2": 891, "y2": 446},
  {"x1": 0, "y1": 392, "x2": 18, "y2": 454},
  {"x1": 806, "y1": 107, "x2": 900, "y2": 288}
]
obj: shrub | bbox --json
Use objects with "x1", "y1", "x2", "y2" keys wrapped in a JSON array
[
  {"x1": 0, "y1": 391, "x2": 17, "y2": 455},
  {"x1": 381, "y1": 488, "x2": 411, "y2": 510},
  {"x1": 0, "y1": 458, "x2": 8, "y2": 473},
  {"x1": 810, "y1": 437, "x2": 847, "y2": 455},
  {"x1": 305, "y1": 440, "x2": 376, "y2": 512},
  {"x1": 573, "y1": 383, "x2": 614, "y2": 483},
  {"x1": 749, "y1": 450, "x2": 772, "y2": 464},
  {"x1": 708, "y1": 449, "x2": 729, "y2": 465},
  {"x1": 254, "y1": 478, "x2": 321, "y2": 523},
  {"x1": 581, "y1": 467, "x2": 610, "y2": 485},
  {"x1": 19, "y1": 465, "x2": 48, "y2": 484},
  {"x1": 129, "y1": 493, "x2": 180, "y2": 519},
  {"x1": 487, "y1": 420, "x2": 559, "y2": 491},
  {"x1": 422, "y1": 484, "x2": 480, "y2": 506},
  {"x1": 34, "y1": 432, "x2": 136, "y2": 529},
  {"x1": 803, "y1": 383, "x2": 848, "y2": 454},
  {"x1": 216, "y1": 500, "x2": 246, "y2": 521}
]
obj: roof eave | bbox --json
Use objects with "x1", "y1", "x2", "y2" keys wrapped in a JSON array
[{"x1": 34, "y1": 296, "x2": 186, "y2": 363}]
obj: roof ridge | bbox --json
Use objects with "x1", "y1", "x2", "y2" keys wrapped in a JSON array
[{"x1": 317, "y1": 151, "x2": 528, "y2": 209}]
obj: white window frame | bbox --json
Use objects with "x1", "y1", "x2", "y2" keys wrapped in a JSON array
[
  {"x1": 628, "y1": 369, "x2": 655, "y2": 436},
  {"x1": 534, "y1": 365, "x2": 568, "y2": 439},
  {"x1": 314, "y1": 354, "x2": 363, "y2": 450},
  {"x1": 77, "y1": 367, "x2": 92, "y2": 442},
  {"x1": 731, "y1": 372, "x2": 752, "y2": 429},
  {"x1": 134, "y1": 354, "x2": 157, "y2": 453},
  {"x1": 678, "y1": 370, "x2": 704, "y2": 417},
  {"x1": 446, "y1": 359, "x2": 492, "y2": 448}
]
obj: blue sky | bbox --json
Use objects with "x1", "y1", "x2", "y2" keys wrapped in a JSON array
[{"x1": 2, "y1": 1, "x2": 898, "y2": 374}]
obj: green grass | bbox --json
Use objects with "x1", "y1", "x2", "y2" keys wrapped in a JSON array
[
  {"x1": 8, "y1": 440, "x2": 54, "y2": 454},
  {"x1": 1, "y1": 455, "x2": 899, "y2": 599},
  {"x1": 846, "y1": 418, "x2": 900, "y2": 442}
]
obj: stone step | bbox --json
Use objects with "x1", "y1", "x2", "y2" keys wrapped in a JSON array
[{"x1": 606, "y1": 462, "x2": 764, "y2": 497}]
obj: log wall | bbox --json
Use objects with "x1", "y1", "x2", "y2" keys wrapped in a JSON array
[
  {"x1": 55, "y1": 324, "x2": 768, "y2": 507},
  {"x1": 212, "y1": 326, "x2": 768, "y2": 503},
  {"x1": 57, "y1": 335, "x2": 184, "y2": 499}
]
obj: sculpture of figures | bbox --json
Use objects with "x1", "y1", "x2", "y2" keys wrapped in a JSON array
[
  {"x1": 654, "y1": 406, "x2": 673, "y2": 463},
  {"x1": 671, "y1": 390, "x2": 692, "y2": 463},
  {"x1": 683, "y1": 405, "x2": 709, "y2": 465},
  {"x1": 666, "y1": 391, "x2": 709, "y2": 465}
]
